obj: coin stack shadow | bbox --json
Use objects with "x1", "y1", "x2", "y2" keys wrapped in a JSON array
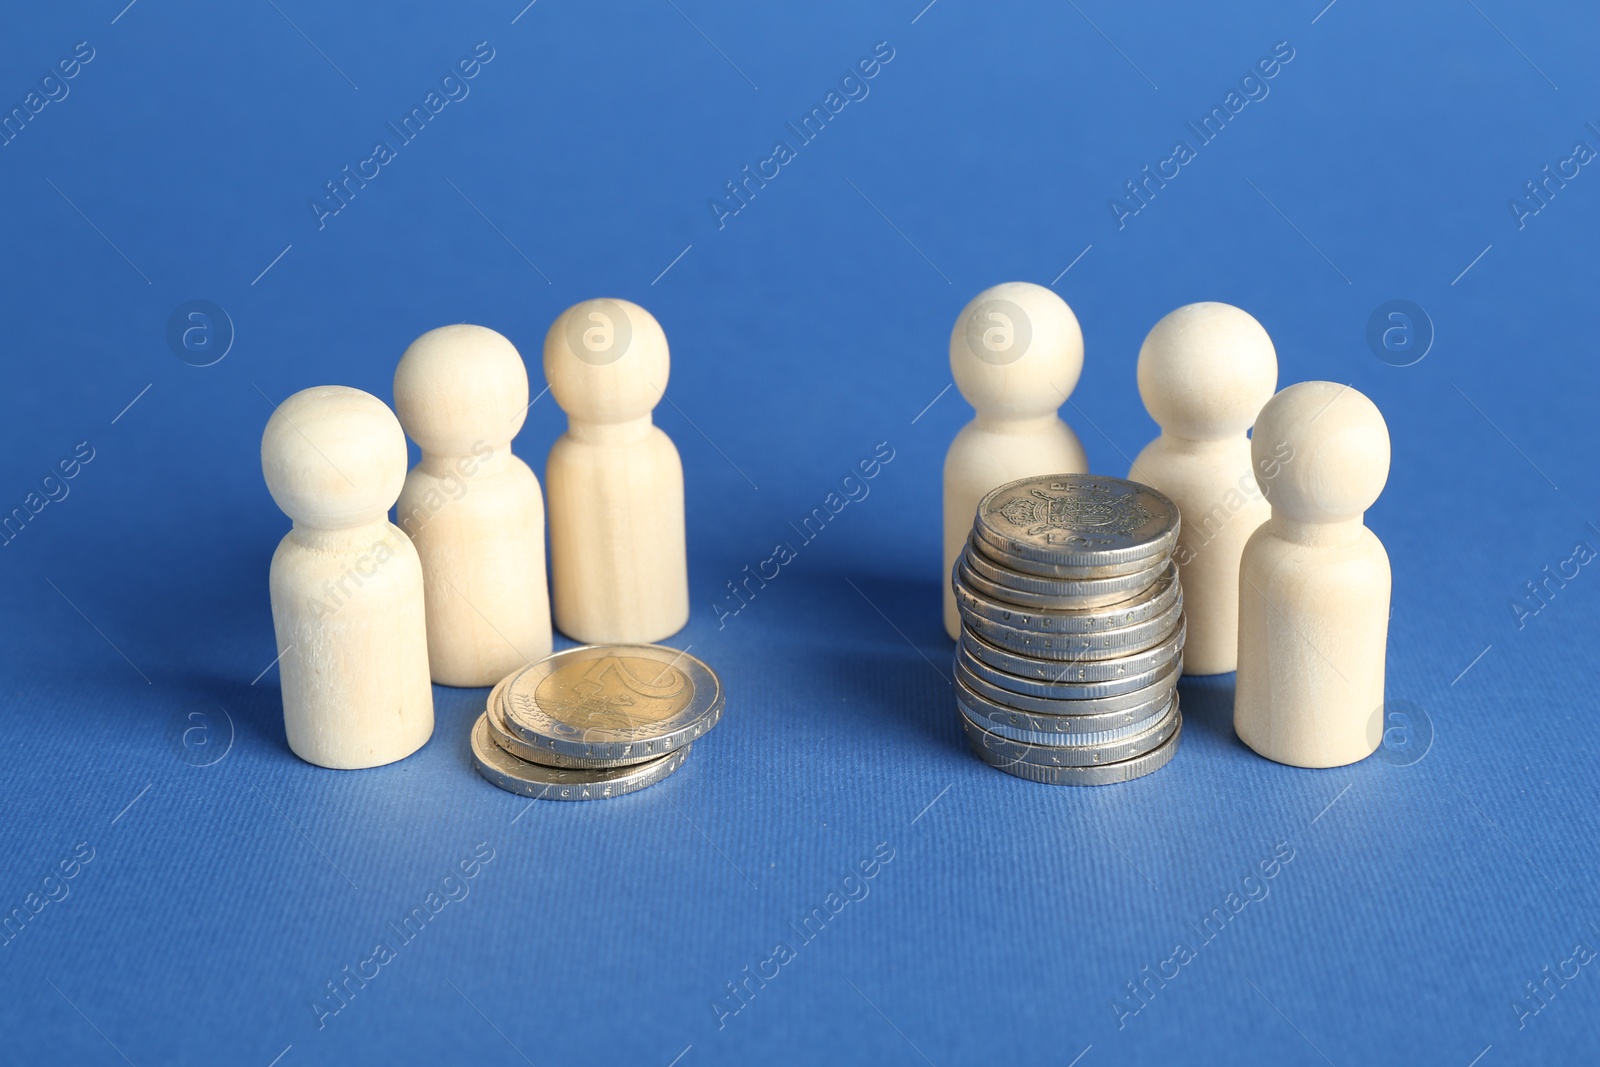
[
  {"x1": 471, "y1": 645, "x2": 723, "y2": 801},
  {"x1": 953, "y1": 474, "x2": 1186, "y2": 785}
]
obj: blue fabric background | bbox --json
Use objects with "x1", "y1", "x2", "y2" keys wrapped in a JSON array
[{"x1": 1, "y1": 1, "x2": 1596, "y2": 1064}]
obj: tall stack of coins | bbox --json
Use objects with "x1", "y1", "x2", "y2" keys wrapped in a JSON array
[
  {"x1": 952, "y1": 474, "x2": 1185, "y2": 785},
  {"x1": 471, "y1": 644, "x2": 723, "y2": 801}
]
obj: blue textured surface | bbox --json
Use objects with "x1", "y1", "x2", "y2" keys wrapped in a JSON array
[{"x1": 1, "y1": 2, "x2": 1597, "y2": 1064}]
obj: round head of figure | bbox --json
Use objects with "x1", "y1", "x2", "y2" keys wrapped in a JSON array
[
  {"x1": 1137, "y1": 302, "x2": 1277, "y2": 441},
  {"x1": 394, "y1": 324, "x2": 529, "y2": 453},
  {"x1": 543, "y1": 298, "x2": 669, "y2": 424},
  {"x1": 949, "y1": 282, "x2": 1083, "y2": 420},
  {"x1": 1252, "y1": 381, "x2": 1390, "y2": 524},
  {"x1": 261, "y1": 386, "x2": 408, "y2": 529}
]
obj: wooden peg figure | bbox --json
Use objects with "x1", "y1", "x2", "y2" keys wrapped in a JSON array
[
  {"x1": 261, "y1": 386, "x2": 434, "y2": 769},
  {"x1": 1129, "y1": 302, "x2": 1277, "y2": 674},
  {"x1": 1234, "y1": 381, "x2": 1392, "y2": 768},
  {"x1": 544, "y1": 298, "x2": 688, "y2": 644},
  {"x1": 394, "y1": 324, "x2": 552, "y2": 687},
  {"x1": 943, "y1": 282, "x2": 1087, "y2": 638}
]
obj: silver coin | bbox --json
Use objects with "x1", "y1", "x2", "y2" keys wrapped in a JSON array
[
  {"x1": 954, "y1": 559, "x2": 1181, "y2": 635},
  {"x1": 964, "y1": 589, "x2": 1183, "y2": 662},
  {"x1": 981, "y1": 545, "x2": 1164, "y2": 580},
  {"x1": 964, "y1": 537, "x2": 1167, "y2": 605},
  {"x1": 957, "y1": 636, "x2": 1181, "y2": 700},
  {"x1": 957, "y1": 674, "x2": 1174, "y2": 745},
  {"x1": 487, "y1": 682, "x2": 662, "y2": 769},
  {"x1": 957, "y1": 555, "x2": 1154, "y2": 611},
  {"x1": 963, "y1": 710, "x2": 1182, "y2": 785},
  {"x1": 961, "y1": 615, "x2": 1185, "y2": 683},
  {"x1": 955, "y1": 658, "x2": 1178, "y2": 728},
  {"x1": 974, "y1": 474, "x2": 1180, "y2": 570},
  {"x1": 502, "y1": 644, "x2": 723, "y2": 763},
  {"x1": 959, "y1": 691, "x2": 1179, "y2": 765},
  {"x1": 470, "y1": 714, "x2": 690, "y2": 800}
]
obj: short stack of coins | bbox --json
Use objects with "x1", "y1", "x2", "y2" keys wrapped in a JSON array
[
  {"x1": 471, "y1": 644, "x2": 723, "y2": 801},
  {"x1": 952, "y1": 474, "x2": 1185, "y2": 785}
]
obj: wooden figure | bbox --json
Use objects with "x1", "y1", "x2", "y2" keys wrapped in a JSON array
[
  {"x1": 544, "y1": 298, "x2": 688, "y2": 643},
  {"x1": 394, "y1": 324, "x2": 552, "y2": 687},
  {"x1": 1234, "y1": 381, "x2": 1391, "y2": 768},
  {"x1": 943, "y1": 282, "x2": 1087, "y2": 638},
  {"x1": 1129, "y1": 302, "x2": 1277, "y2": 674},
  {"x1": 262, "y1": 386, "x2": 433, "y2": 769}
]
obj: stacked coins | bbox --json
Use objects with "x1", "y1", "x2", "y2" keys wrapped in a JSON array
[
  {"x1": 952, "y1": 474, "x2": 1185, "y2": 785},
  {"x1": 471, "y1": 644, "x2": 723, "y2": 801}
]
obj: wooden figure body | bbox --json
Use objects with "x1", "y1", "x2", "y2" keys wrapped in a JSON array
[
  {"x1": 262, "y1": 386, "x2": 433, "y2": 769},
  {"x1": 943, "y1": 282, "x2": 1087, "y2": 638},
  {"x1": 1234, "y1": 381, "x2": 1392, "y2": 768},
  {"x1": 1129, "y1": 302, "x2": 1277, "y2": 674},
  {"x1": 544, "y1": 298, "x2": 688, "y2": 644},
  {"x1": 394, "y1": 324, "x2": 551, "y2": 687}
]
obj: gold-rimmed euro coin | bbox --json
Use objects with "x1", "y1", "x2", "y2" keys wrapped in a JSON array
[{"x1": 501, "y1": 644, "x2": 723, "y2": 765}]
